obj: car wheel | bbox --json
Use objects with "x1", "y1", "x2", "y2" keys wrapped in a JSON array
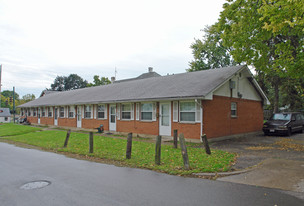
[{"x1": 287, "y1": 128, "x2": 292, "y2": 136}]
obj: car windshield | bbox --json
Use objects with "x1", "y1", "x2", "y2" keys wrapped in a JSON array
[{"x1": 270, "y1": 113, "x2": 291, "y2": 121}]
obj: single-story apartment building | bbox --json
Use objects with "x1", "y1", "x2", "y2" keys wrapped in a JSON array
[
  {"x1": 18, "y1": 65, "x2": 269, "y2": 140},
  {"x1": 0, "y1": 108, "x2": 11, "y2": 123}
]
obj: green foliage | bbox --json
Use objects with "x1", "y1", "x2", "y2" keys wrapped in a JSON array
[
  {"x1": 1, "y1": 90, "x2": 19, "y2": 100},
  {"x1": 1, "y1": 125, "x2": 236, "y2": 175},
  {"x1": 188, "y1": 24, "x2": 237, "y2": 72},
  {"x1": 87, "y1": 75, "x2": 111, "y2": 87},
  {"x1": 50, "y1": 74, "x2": 88, "y2": 91},
  {"x1": 215, "y1": 0, "x2": 304, "y2": 112}
]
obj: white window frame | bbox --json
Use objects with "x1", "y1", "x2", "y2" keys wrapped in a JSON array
[
  {"x1": 121, "y1": 103, "x2": 132, "y2": 120},
  {"x1": 41, "y1": 107, "x2": 46, "y2": 117},
  {"x1": 48, "y1": 107, "x2": 53, "y2": 117},
  {"x1": 173, "y1": 101, "x2": 178, "y2": 122},
  {"x1": 231, "y1": 102, "x2": 237, "y2": 117},
  {"x1": 28, "y1": 109, "x2": 31, "y2": 116},
  {"x1": 68, "y1": 106, "x2": 75, "y2": 118},
  {"x1": 32, "y1": 108, "x2": 37, "y2": 117},
  {"x1": 97, "y1": 104, "x2": 106, "y2": 119},
  {"x1": 84, "y1": 105, "x2": 92, "y2": 119},
  {"x1": 140, "y1": 102, "x2": 153, "y2": 121},
  {"x1": 179, "y1": 101, "x2": 196, "y2": 123},
  {"x1": 59, "y1": 106, "x2": 65, "y2": 118}
]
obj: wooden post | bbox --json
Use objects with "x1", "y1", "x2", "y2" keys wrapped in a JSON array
[
  {"x1": 173, "y1": 129, "x2": 178, "y2": 148},
  {"x1": 89, "y1": 132, "x2": 94, "y2": 153},
  {"x1": 155, "y1": 135, "x2": 162, "y2": 165},
  {"x1": 63, "y1": 129, "x2": 71, "y2": 148},
  {"x1": 126, "y1": 133, "x2": 132, "y2": 159},
  {"x1": 201, "y1": 134, "x2": 211, "y2": 155},
  {"x1": 179, "y1": 133, "x2": 190, "y2": 170}
]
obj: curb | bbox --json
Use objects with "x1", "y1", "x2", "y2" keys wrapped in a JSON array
[{"x1": 193, "y1": 167, "x2": 255, "y2": 177}]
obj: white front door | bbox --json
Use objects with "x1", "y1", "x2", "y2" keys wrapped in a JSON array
[
  {"x1": 54, "y1": 107, "x2": 58, "y2": 126},
  {"x1": 77, "y1": 106, "x2": 82, "y2": 128},
  {"x1": 109, "y1": 104, "x2": 116, "y2": 131},
  {"x1": 38, "y1": 108, "x2": 41, "y2": 124},
  {"x1": 159, "y1": 102, "x2": 171, "y2": 136}
]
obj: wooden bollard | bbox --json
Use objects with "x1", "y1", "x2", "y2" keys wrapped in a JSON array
[
  {"x1": 126, "y1": 133, "x2": 132, "y2": 159},
  {"x1": 201, "y1": 134, "x2": 211, "y2": 155},
  {"x1": 89, "y1": 132, "x2": 94, "y2": 153},
  {"x1": 63, "y1": 129, "x2": 71, "y2": 148},
  {"x1": 155, "y1": 135, "x2": 162, "y2": 165},
  {"x1": 173, "y1": 129, "x2": 178, "y2": 148},
  {"x1": 179, "y1": 133, "x2": 190, "y2": 170}
]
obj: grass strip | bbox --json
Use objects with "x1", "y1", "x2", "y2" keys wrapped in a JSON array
[{"x1": 0, "y1": 123, "x2": 42, "y2": 136}]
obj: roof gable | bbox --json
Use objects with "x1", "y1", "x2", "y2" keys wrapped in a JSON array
[{"x1": 0, "y1": 108, "x2": 11, "y2": 117}]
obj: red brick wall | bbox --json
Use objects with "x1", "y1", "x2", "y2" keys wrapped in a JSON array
[
  {"x1": 202, "y1": 96, "x2": 263, "y2": 139},
  {"x1": 58, "y1": 118, "x2": 77, "y2": 127},
  {"x1": 82, "y1": 118, "x2": 109, "y2": 130},
  {"x1": 40, "y1": 117, "x2": 54, "y2": 125}
]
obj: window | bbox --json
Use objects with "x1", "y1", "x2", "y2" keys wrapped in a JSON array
[
  {"x1": 5, "y1": 117, "x2": 8, "y2": 121},
  {"x1": 121, "y1": 104, "x2": 131, "y2": 120},
  {"x1": 42, "y1": 107, "x2": 46, "y2": 117},
  {"x1": 33, "y1": 108, "x2": 37, "y2": 117},
  {"x1": 141, "y1": 103, "x2": 153, "y2": 121},
  {"x1": 28, "y1": 109, "x2": 31, "y2": 116},
  {"x1": 68, "y1": 106, "x2": 75, "y2": 118},
  {"x1": 21, "y1": 109, "x2": 24, "y2": 116},
  {"x1": 48, "y1": 107, "x2": 53, "y2": 117},
  {"x1": 85, "y1": 105, "x2": 92, "y2": 119},
  {"x1": 97, "y1": 105, "x2": 105, "y2": 119},
  {"x1": 59, "y1": 107, "x2": 65, "y2": 118},
  {"x1": 231, "y1": 102, "x2": 237, "y2": 117},
  {"x1": 180, "y1": 102, "x2": 195, "y2": 122}
]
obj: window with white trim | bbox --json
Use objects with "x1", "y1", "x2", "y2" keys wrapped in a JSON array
[
  {"x1": 141, "y1": 103, "x2": 153, "y2": 121},
  {"x1": 180, "y1": 102, "x2": 196, "y2": 122},
  {"x1": 33, "y1": 108, "x2": 37, "y2": 117},
  {"x1": 68, "y1": 106, "x2": 75, "y2": 118},
  {"x1": 85, "y1": 105, "x2": 92, "y2": 119},
  {"x1": 59, "y1": 107, "x2": 65, "y2": 118},
  {"x1": 97, "y1": 104, "x2": 105, "y2": 119},
  {"x1": 42, "y1": 107, "x2": 46, "y2": 117},
  {"x1": 231, "y1": 102, "x2": 237, "y2": 117},
  {"x1": 28, "y1": 109, "x2": 31, "y2": 116},
  {"x1": 48, "y1": 107, "x2": 53, "y2": 117},
  {"x1": 121, "y1": 104, "x2": 131, "y2": 120}
]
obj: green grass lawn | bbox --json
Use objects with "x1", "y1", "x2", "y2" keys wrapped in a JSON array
[
  {"x1": 0, "y1": 124, "x2": 236, "y2": 175},
  {"x1": 0, "y1": 123, "x2": 42, "y2": 136}
]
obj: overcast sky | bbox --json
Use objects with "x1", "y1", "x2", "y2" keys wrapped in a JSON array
[{"x1": 0, "y1": 0, "x2": 226, "y2": 98}]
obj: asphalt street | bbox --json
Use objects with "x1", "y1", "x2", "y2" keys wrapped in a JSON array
[{"x1": 0, "y1": 142, "x2": 303, "y2": 206}]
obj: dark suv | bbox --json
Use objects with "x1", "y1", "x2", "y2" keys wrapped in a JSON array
[{"x1": 263, "y1": 112, "x2": 304, "y2": 136}]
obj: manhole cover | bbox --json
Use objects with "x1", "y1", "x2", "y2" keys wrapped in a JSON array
[{"x1": 20, "y1": 181, "x2": 51, "y2": 190}]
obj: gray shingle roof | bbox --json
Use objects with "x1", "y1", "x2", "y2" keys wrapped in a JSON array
[
  {"x1": 18, "y1": 65, "x2": 254, "y2": 108},
  {"x1": 0, "y1": 108, "x2": 11, "y2": 117},
  {"x1": 114, "y1": 71, "x2": 161, "y2": 83}
]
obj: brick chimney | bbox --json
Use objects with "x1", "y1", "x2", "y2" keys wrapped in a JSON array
[
  {"x1": 111, "y1": 76, "x2": 115, "y2": 83},
  {"x1": 148, "y1": 67, "x2": 153, "y2": 73}
]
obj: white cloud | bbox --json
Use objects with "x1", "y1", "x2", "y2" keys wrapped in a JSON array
[{"x1": 0, "y1": 0, "x2": 226, "y2": 97}]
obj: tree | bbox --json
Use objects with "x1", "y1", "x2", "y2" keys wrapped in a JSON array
[
  {"x1": 21, "y1": 94, "x2": 36, "y2": 102},
  {"x1": 50, "y1": 74, "x2": 88, "y2": 91},
  {"x1": 64, "y1": 74, "x2": 88, "y2": 90},
  {"x1": 217, "y1": 0, "x2": 304, "y2": 112},
  {"x1": 50, "y1": 76, "x2": 65, "y2": 91},
  {"x1": 188, "y1": 24, "x2": 237, "y2": 72},
  {"x1": 87, "y1": 75, "x2": 111, "y2": 87},
  {"x1": 1, "y1": 90, "x2": 20, "y2": 100}
]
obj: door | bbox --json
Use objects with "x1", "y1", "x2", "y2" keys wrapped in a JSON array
[
  {"x1": 159, "y1": 102, "x2": 171, "y2": 136},
  {"x1": 38, "y1": 108, "x2": 41, "y2": 124},
  {"x1": 109, "y1": 104, "x2": 116, "y2": 131},
  {"x1": 77, "y1": 106, "x2": 82, "y2": 128},
  {"x1": 54, "y1": 107, "x2": 58, "y2": 126}
]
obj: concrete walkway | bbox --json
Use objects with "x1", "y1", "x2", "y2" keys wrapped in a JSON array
[{"x1": 211, "y1": 132, "x2": 304, "y2": 199}]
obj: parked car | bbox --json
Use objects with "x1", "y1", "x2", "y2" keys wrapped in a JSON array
[{"x1": 263, "y1": 112, "x2": 304, "y2": 136}]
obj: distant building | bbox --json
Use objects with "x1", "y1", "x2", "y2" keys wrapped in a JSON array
[{"x1": 0, "y1": 108, "x2": 11, "y2": 123}]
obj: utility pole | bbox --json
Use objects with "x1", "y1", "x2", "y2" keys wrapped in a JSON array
[
  {"x1": 13, "y1": 86, "x2": 16, "y2": 123},
  {"x1": 0, "y1": 64, "x2": 2, "y2": 107}
]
